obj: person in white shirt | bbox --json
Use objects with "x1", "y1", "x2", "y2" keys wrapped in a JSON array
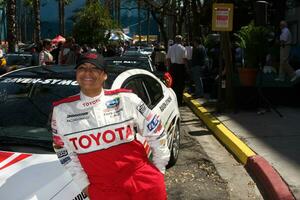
[
  {"x1": 39, "y1": 39, "x2": 54, "y2": 66},
  {"x1": 277, "y1": 20, "x2": 299, "y2": 82},
  {"x1": 166, "y1": 35, "x2": 187, "y2": 106}
]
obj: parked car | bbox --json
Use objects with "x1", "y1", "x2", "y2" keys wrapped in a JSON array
[
  {"x1": 104, "y1": 56, "x2": 173, "y2": 88},
  {"x1": 0, "y1": 65, "x2": 180, "y2": 199},
  {"x1": 5, "y1": 53, "x2": 33, "y2": 68}
]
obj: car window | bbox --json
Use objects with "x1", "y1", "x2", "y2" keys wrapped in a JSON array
[
  {"x1": 0, "y1": 77, "x2": 80, "y2": 149},
  {"x1": 142, "y1": 76, "x2": 164, "y2": 107},
  {"x1": 123, "y1": 78, "x2": 150, "y2": 106},
  {"x1": 105, "y1": 58, "x2": 151, "y2": 71}
]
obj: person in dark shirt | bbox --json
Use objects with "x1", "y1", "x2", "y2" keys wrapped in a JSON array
[{"x1": 191, "y1": 38, "x2": 208, "y2": 98}]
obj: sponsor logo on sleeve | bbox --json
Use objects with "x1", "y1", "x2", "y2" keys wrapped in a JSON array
[
  {"x1": 56, "y1": 149, "x2": 68, "y2": 158},
  {"x1": 147, "y1": 115, "x2": 160, "y2": 131},
  {"x1": 59, "y1": 156, "x2": 71, "y2": 165},
  {"x1": 137, "y1": 102, "x2": 148, "y2": 116}
]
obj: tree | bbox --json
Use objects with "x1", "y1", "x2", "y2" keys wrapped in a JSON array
[
  {"x1": 6, "y1": 0, "x2": 17, "y2": 52},
  {"x1": 58, "y1": 0, "x2": 73, "y2": 36},
  {"x1": 24, "y1": 0, "x2": 41, "y2": 43},
  {"x1": 73, "y1": 1, "x2": 117, "y2": 45}
]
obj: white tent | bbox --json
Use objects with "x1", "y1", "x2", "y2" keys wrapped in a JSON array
[{"x1": 108, "y1": 31, "x2": 132, "y2": 41}]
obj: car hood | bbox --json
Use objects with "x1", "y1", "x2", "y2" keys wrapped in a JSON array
[{"x1": 0, "y1": 151, "x2": 72, "y2": 200}]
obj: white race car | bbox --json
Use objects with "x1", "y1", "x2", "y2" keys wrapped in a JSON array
[{"x1": 0, "y1": 65, "x2": 180, "y2": 199}]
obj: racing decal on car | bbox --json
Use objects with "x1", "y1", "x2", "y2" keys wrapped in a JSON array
[
  {"x1": 0, "y1": 152, "x2": 31, "y2": 170},
  {"x1": 147, "y1": 115, "x2": 160, "y2": 131},
  {"x1": 105, "y1": 97, "x2": 120, "y2": 109},
  {"x1": 67, "y1": 112, "x2": 89, "y2": 122},
  {"x1": 73, "y1": 192, "x2": 88, "y2": 200},
  {"x1": 0, "y1": 78, "x2": 78, "y2": 86},
  {"x1": 64, "y1": 119, "x2": 135, "y2": 154},
  {"x1": 159, "y1": 96, "x2": 172, "y2": 112}
]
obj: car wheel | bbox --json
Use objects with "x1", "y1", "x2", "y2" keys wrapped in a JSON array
[{"x1": 167, "y1": 122, "x2": 180, "y2": 168}]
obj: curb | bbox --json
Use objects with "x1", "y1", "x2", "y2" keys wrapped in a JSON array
[{"x1": 183, "y1": 93, "x2": 295, "y2": 200}]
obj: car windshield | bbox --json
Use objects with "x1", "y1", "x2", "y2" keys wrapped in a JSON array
[
  {"x1": 105, "y1": 57, "x2": 151, "y2": 71},
  {"x1": 0, "y1": 66, "x2": 115, "y2": 152},
  {"x1": 5, "y1": 54, "x2": 32, "y2": 66}
]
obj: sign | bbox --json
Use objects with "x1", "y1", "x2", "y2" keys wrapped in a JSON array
[{"x1": 212, "y1": 3, "x2": 234, "y2": 32}]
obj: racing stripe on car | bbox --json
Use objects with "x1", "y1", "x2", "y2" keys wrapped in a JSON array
[
  {"x1": 0, "y1": 153, "x2": 31, "y2": 170},
  {"x1": 0, "y1": 151, "x2": 14, "y2": 162}
]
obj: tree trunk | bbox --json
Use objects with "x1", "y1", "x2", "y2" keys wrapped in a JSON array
[
  {"x1": 59, "y1": 0, "x2": 65, "y2": 36},
  {"x1": 7, "y1": 0, "x2": 17, "y2": 53},
  {"x1": 151, "y1": 11, "x2": 168, "y2": 48},
  {"x1": 33, "y1": 0, "x2": 41, "y2": 44}
]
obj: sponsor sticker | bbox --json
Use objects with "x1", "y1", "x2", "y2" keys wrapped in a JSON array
[
  {"x1": 147, "y1": 115, "x2": 160, "y2": 131},
  {"x1": 56, "y1": 149, "x2": 68, "y2": 158},
  {"x1": 67, "y1": 112, "x2": 89, "y2": 122},
  {"x1": 53, "y1": 135, "x2": 64, "y2": 149},
  {"x1": 59, "y1": 156, "x2": 71, "y2": 165},
  {"x1": 105, "y1": 97, "x2": 120, "y2": 109},
  {"x1": 159, "y1": 96, "x2": 172, "y2": 112},
  {"x1": 137, "y1": 102, "x2": 147, "y2": 116}
]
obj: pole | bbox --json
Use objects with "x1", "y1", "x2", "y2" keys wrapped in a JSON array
[
  {"x1": 147, "y1": 7, "x2": 150, "y2": 44},
  {"x1": 138, "y1": 0, "x2": 141, "y2": 43}
]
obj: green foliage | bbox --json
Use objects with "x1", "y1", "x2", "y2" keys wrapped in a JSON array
[
  {"x1": 72, "y1": 2, "x2": 117, "y2": 45},
  {"x1": 234, "y1": 22, "x2": 271, "y2": 68}
]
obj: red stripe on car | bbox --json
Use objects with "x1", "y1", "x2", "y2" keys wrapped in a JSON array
[
  {"x1": 0, "y1": 152, "x2": 14, "y2": 163},
  {"x1": 0, "y1": 154, "x2": 31, "y2": 170}
]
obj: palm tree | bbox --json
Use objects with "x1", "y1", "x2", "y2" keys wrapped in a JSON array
[
  {"x1": 58, "y1": 0, "x2": 73, "y2": 36},
  {"x1": 6, "y1": 0, "x2": 17, "y2": 53},
  {"x1": 33, "y1": 0, "x2": 41, "y2": 44}
]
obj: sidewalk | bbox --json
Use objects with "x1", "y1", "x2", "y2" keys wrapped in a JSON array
[{"x1": 183, "y1": 93, "x2": 299, "y2": 200}]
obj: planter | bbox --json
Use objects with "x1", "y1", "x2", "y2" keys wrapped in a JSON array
[{"x1": 238, "y1": 68, "x2": 258, "y2": 86}]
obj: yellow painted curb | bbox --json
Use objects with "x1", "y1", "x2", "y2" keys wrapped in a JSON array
[{"x1": 183, "y1": 93, "x2": 256, "y2": 165}]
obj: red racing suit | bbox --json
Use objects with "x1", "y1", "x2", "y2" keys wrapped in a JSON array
[{"x1": 52, "y1": 89, "x2": 170, "y2": 200}]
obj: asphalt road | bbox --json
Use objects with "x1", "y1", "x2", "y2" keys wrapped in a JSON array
[{"x1": 165, "y1": 106, "x2": 263, "y2": 200}]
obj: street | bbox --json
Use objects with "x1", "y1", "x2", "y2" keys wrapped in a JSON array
[{"x1": 165, "y1": 106, "x2": 263, "y2": 200}]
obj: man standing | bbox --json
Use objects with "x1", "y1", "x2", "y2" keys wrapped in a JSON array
[
  {"x1": 277, "y1": 20, "x2": 299, "y2": 81},
  {"x1": 191, "y1": 38, "x2": 208, "y2": 98},
  {"x1": 52, "y1": 53, "x2": 170, "y2": 199},
  {"x1": 166, "y1": 35, "x2": 187, "y2": 106}
]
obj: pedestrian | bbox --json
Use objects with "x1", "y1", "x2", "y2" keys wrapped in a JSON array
[
  {"x1": 154, "y1": 44, "x2": 167, "y2": 72},
  {"x1": 39, "y1": 39, "x2": 54, "y2": 65},
  {"x1": 51, "y1": 42, "x2": 63, "y2": 64},
  {"x1": 276, "y1": 20, "x2": 300, "y2": 81},
  {"x1": 185, "y1": 41, "x2": 193, "y2": 93},
  {"x1": 166, "y1": 35, "x2": 188, "y2": 106},
  {"x1": 190, "y1": 38, "x2": 208, "y2": 98},
  {"x1": 59, "y1": 37, "x2": 75, "y2": 65},
  {"x1": 52, "y1": 52, "x2": 170, "y2": 200}
]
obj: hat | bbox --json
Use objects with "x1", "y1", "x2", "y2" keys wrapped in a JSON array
[{"x1": 75, "y1": 52, "x2": 105, "y2": 71}]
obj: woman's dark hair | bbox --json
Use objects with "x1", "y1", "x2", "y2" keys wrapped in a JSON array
[{"x1": 42, "y1": 39, "x2": 52, "y2": 47}]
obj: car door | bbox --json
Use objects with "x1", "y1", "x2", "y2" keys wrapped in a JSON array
[{"x1": 122, "y1": 75, "x2": 174, "y2": 135}]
